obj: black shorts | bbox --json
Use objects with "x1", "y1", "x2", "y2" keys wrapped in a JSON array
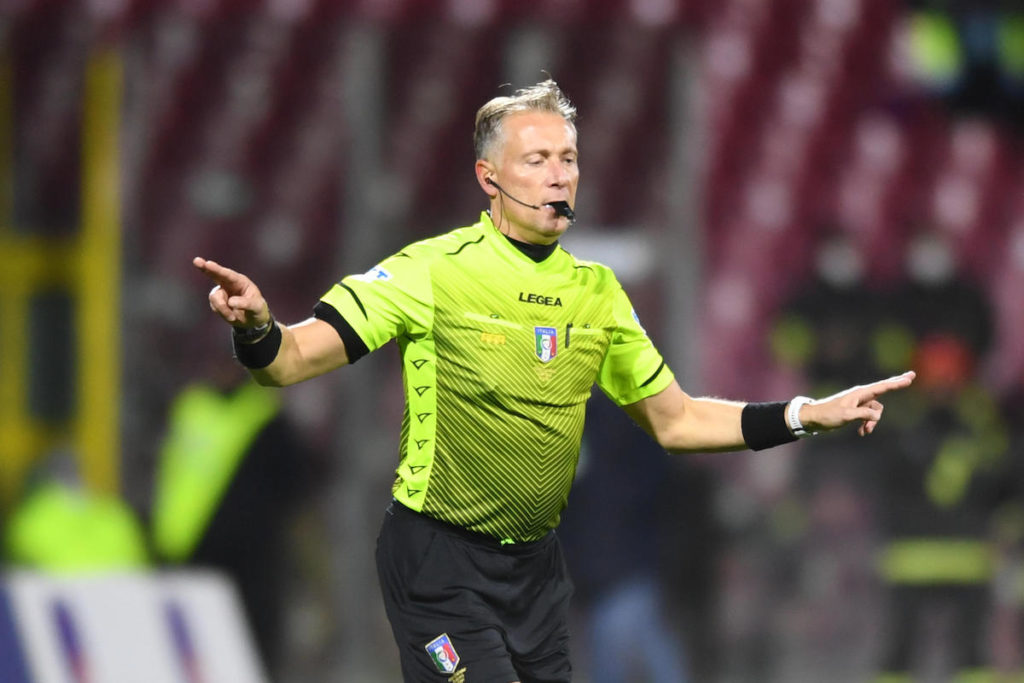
[{"x1": 376, "y1": 501, "x2": 573, "y2": 683}]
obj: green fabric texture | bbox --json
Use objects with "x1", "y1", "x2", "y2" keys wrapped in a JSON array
[{"x1": 321, "y1": 213, "x2": 673, "y2": 542}]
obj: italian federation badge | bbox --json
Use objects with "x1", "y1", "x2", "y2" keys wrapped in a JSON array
[
  {"x1": 425, "y1": 633, "x2": 460, "y2": 674},
  {"x1": 534, "y1": 326, "x2": 557, "y2": 362}
]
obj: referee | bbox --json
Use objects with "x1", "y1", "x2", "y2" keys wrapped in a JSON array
[{"x1": 195, "y1": 80, "x2": 914, "y2": 683}]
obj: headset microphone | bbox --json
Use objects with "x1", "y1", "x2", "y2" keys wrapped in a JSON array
[{"x1": 486, "y1": 178, "x2": 576, "y2": 224}]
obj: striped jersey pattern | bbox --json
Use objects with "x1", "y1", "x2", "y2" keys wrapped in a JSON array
[{"x1": 320, "y1": 213, "x2": 673, "y2": 542}]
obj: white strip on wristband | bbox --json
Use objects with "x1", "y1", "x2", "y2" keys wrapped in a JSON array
[{"x1": 787, "y1": 396, "x2": 817, "y2": 438}]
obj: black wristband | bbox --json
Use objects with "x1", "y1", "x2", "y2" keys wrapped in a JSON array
[
  {"x1": 232, "y1": 321, "x2": 283, "y2": 369},
  {"x1": 232, "y1": 316, "x2": 274, "y2": 344},
  {"x1": 741, "y1": 401, "x2": 798, "y2": 451}
]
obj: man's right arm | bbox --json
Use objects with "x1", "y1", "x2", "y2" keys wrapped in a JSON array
[
  {"x1": 193, "y1": 256, "x2": 350, "y2": 387},
  {"x1": 249, "y1": 317, "x2": 350, "y2": 387}
]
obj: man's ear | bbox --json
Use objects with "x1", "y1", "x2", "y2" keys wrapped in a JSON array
[{"x1": 475, "y1": 160, "x2": 498, "y2": 197}]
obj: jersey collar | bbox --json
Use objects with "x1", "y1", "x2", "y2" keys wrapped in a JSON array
[{"x1": 479, "y1": 211, "x2": 568, "y2": 272}]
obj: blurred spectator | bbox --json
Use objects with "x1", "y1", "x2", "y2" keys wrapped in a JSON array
[
  {"x1": 766, "y1": 225, "x2": 1016, "y2": 680},
  {"x1": 150, "y1": 359, "x2": 329, "y2": 677},
  {"x1": 761, "y1": 232, "x2": 887, "y2": 680},
  {"x1": 903, "y1": 0, "x2": 1024, "y2": 131},
  {"x1": 870, "y1": 363, "x2": 1012, "y2": 680},
  {"x1": 895, "y1": 229, "x2": 993, "y2": 360},
  {"x1": 769, "y1": 231, "x2": 883, "y2": 397},
  {"x1": 558, "y1": 391, "x2": 695, "y2": 683},
  {"x1": 903, "y1": 5, "x2": 966, "y2": 98},
  {"x1": 866, "y1": 233, "x2": 1011, "y2": 680},
  {"x1": 3, "y1": 450, "x2": 149, "y2": 573}
]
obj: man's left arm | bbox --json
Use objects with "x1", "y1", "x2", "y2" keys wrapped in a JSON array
[{"x1": 623, "y1": 371, "x2": 916, "y2": 454}]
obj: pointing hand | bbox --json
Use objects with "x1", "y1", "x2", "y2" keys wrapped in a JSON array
[
  {"x1": 802, "y1": 371, "x2": 917, "y2": 437},
  {"x1": 193, "y1": 257, "x2": 270, "y2": 328}
]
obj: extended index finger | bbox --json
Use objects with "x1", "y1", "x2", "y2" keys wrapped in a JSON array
[
  {"x1": 192, "y1": 257, "x2": 246, "y2": 291},
  {"x1": 858, "y1": 371, "x2": 916, "y2": 400}
]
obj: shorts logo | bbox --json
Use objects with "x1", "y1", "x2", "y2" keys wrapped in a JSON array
[
  {"x1": 534, "y1": 326, "x2": 557, "y2": 363},
  {"x1": 425, "y1": 633, "x2": 460, "y2": 674}
]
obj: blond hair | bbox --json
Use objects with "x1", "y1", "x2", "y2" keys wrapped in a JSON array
[{"x1": 473, "y1": 79, "x2": 577, "y2": 161}]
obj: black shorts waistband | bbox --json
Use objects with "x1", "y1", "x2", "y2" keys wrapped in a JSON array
[{"x1": 386, "y1": 500, "x2": 553, "y2": 554}]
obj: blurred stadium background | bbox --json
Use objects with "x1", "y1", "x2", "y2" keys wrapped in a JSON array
[{"x1": 1, "y1": 0, "x2": 1023, "y2": 681}]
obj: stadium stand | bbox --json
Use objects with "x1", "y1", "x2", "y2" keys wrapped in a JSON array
[{"x1": 4, "y1": 0, "x2": 1024, "y2": 678}]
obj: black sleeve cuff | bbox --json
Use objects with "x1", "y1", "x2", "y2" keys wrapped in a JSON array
[{"x1": 314, "y1": 301, "x2": 370, "y2": 364}]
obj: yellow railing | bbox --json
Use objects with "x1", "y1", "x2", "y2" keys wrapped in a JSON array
[
  {"x1": 77, "y1": 49, "x2": 122, "y2": 497},
  {"x1": 0, "y1": 49, "x2": 122, "y2": 506}
]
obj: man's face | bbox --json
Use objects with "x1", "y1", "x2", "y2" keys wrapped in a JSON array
[{"x1": 489, "y1": 111, "x2": 578, "y2": 245}]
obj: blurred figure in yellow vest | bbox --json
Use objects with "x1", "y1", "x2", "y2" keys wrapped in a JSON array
[
  {"x1": 3, "y1": 450, "x2": 149, "y2": 573},
  {"x1": 151, "y1": 361, "x2": 327, "y2": 676}
]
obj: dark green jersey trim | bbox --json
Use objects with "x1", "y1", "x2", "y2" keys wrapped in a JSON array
[
  {"x1": 337, "y1": 282, "x2": 368, "y2": 318},
  {"x1": 445, "y1": 234, "x2": 485, "y2": 256},
  {"x1": 313, "y1": 301, "x2": 370, "y2": 363},
  {"x1": 639, "y1": 361, "x2": 666, "y2": 388}
]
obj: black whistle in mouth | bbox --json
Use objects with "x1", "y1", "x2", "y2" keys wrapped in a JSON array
[{"x1": 545, "y1": 201, "x2": 576, "y2": 223}]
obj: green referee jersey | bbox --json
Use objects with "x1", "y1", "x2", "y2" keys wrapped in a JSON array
[{"x1": 317, "y1": 212, "x2": 674, "y2": 542}]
